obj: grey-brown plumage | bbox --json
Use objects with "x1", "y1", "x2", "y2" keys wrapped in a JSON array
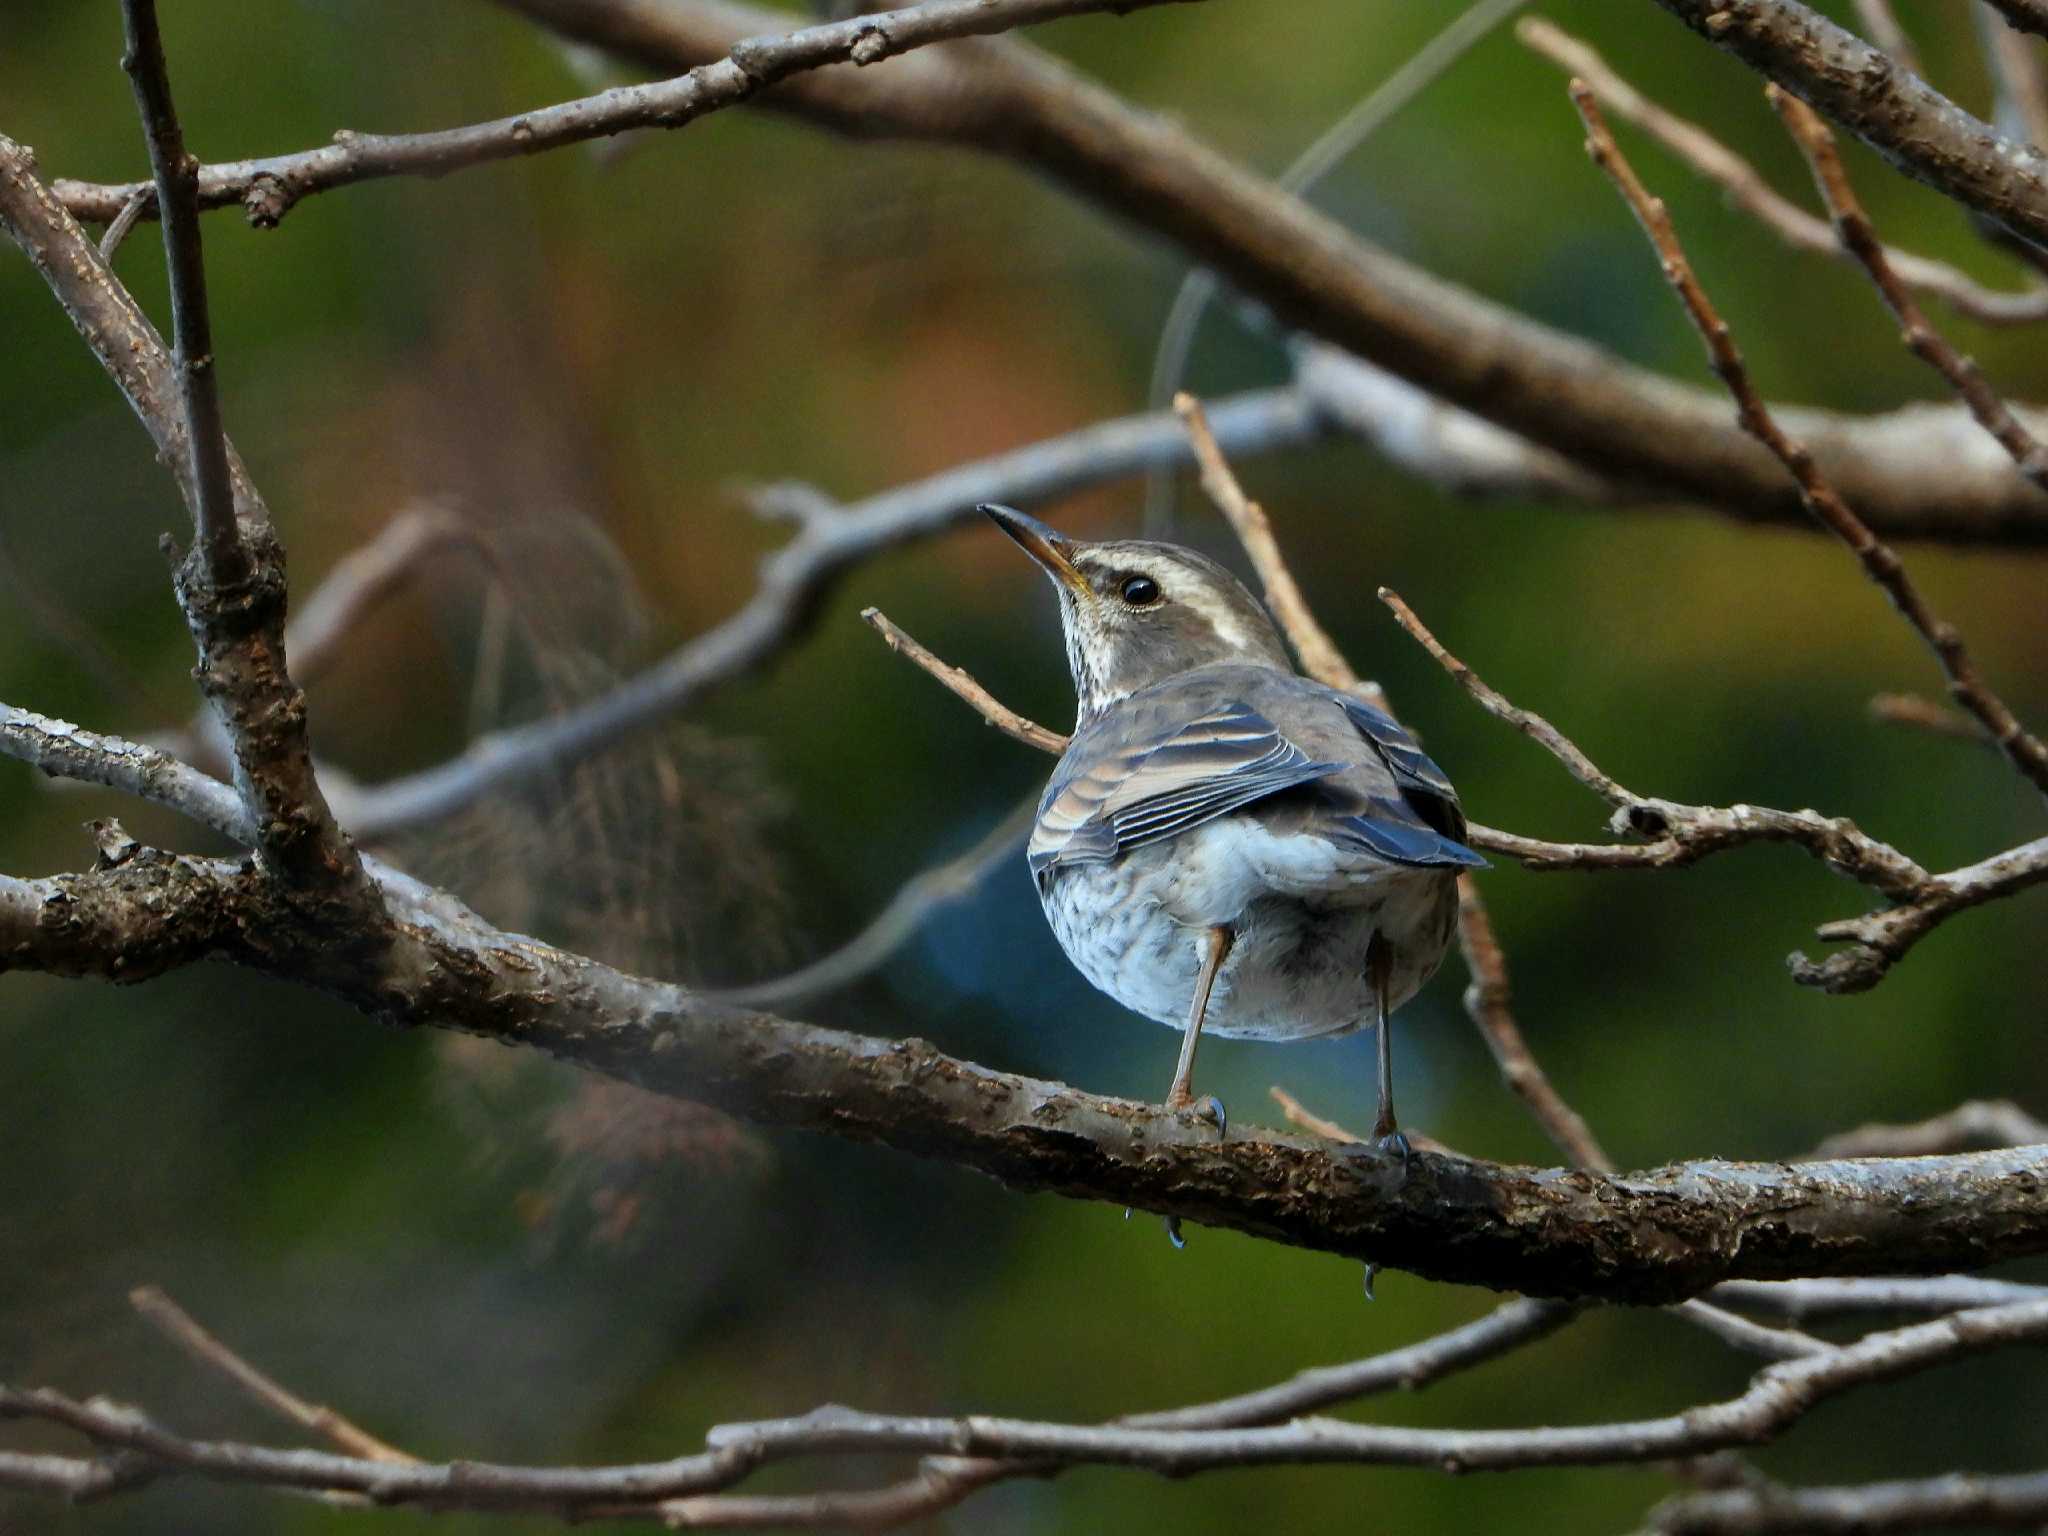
[{"x1": 985, "y1": 503, "x2": 1483, "y2": 1155}]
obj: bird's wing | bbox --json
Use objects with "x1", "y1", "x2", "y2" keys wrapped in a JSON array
[
  {"x1": 1029, "y1": 701, "x2": 1341, "y2": 876},
  {"x1": 1330, "y1": 695, "x2": 1487, "y2": 869}
]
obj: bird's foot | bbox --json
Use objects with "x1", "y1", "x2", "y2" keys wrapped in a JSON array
[
  {"x1": 1126, "y1": 1206, "x2": 1192, "y2": 1249},
  {"x1": 1367, "y1": 1115, "x2": 1411, "y2": 1168},
  {"x1": 1164, "y1": 1089, "x2": 1229, "y2": 1139}
]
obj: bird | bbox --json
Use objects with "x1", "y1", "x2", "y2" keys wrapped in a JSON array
[{"x1": 984, "y1": 502, "x2": 1484, "y2": 1159}]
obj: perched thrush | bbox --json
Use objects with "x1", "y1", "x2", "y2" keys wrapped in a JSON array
[{"x1": 986, "y1": 504, "x2": 1484, "y2": 1156}]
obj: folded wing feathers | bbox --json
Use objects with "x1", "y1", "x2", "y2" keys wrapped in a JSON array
[{"x1": 1031, "y1": 696, "x2": 1487, "y2": 876}]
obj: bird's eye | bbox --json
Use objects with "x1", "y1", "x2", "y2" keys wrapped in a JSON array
[{"x1": 1120, "y1": 574, "x2": 1162, "y2": 606}]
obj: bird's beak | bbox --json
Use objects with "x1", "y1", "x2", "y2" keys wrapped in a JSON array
[{"x1": 981, "y1": 503, "x2": 1086, "y2": 596}]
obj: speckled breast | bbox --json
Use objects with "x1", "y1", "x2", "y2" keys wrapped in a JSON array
[{"x1": 1035, "y1": 829, "x2": 1460, "y2": 1043}]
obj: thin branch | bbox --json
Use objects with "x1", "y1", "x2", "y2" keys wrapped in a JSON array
[
  {"x1": 1268, "y1": 1086, "x2": 1358, "y2": 1143},
  {"x1": 1380, "y1": 584, "x2": 2048, "y2": 990},
  {"x1": 1570, "y1": 80, "x2": 2048, "y2": 805},
  {"x1": 54, "y1": 0, "x2": 1202, "y2": 229},
  {"x1": 337, "y1": 387, "x2": 1323, "y2": 838},
  {"x1": 1455, "y1": 875, "x2": 1611, "y2": 1171},
  {"x1": 95, "y1": 183, "x2": 153, "y2": 262},
  {"x1": 1377, "y1": 587, "x2": 1632, "y2": 808},
  {"x1": 1868, "y1": 691, "x2": 1981, "y2": 741},
  {"x1": 1710, "y1": 1276, "x2": 2048, "y2": 1320},
  {"x1": 4, "y1": 1302, "x2": 2042, "y2": 1517},
  {"x1": 1172, "y1": 391, "x2": 1382, "y2": 706},
  {"x1": 708, "y1": 794, "x2": 1037, "y2": 1007},
  {"x1": 118, "y1": 0, "x2": 243, "y2": 586},
  {"x1": 860, "y1": 609, "x2": 1067, "y2": 752},
  {"x1": 1144, "y1": 0, "x2": 1529, "y2": 530},
  {"x1": 1811, "y1": 1099, "x2": 2048, "y2": 1159},
  {"x1": 1770, "y1": 88, "x2": 2048, "y2": 492},
  {"x1": 1646, "y1": 1467, "x2": 2048, "y2": 1535},
  {"x1": 129, "y1": 1287, "x2": 415, "y2": 1464},
  {"x1": 1517, "y1": 18, "x2": 2048, "y2": 326}
]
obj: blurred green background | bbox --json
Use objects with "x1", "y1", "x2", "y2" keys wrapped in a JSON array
[{"x1": 3, "y1": 1, "x2": 2045, "y2": 1531}]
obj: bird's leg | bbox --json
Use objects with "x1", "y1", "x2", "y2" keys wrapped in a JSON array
[
  {"x1": 1367, "y1": 931, "x2": 1409, "y2": 1163},
  {"x1": 1156, "y1": 925, "x2": 1233, "y2": 1250},
  {"x1": 1165, "y1": 925, "x2": 1232, "y2": 1118}
]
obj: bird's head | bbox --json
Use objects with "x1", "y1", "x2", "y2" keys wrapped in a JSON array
[{"x1": 983, "y1": 503, "x2": 1292, "y2": 721}]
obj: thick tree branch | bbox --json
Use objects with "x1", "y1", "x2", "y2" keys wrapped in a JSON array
[
  {"x1": 1646, "y1": 0, "x2": 2048, "y2": 250},
  {"x1": 473, "y1": 0, "x2": 2048, "y2": 542},
  {"x1": 2, "y1": 808, "x2": 2043, "y2": 1300}
]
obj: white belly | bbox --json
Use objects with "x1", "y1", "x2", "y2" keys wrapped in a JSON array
[{"x1": 1036, "y1": 818, "x2": 1460, "y2": 1042}]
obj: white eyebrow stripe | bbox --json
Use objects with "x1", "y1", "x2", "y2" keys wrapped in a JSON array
[{"x1": 1177, "y1": 582, "x2": 1255, "y2": 652}]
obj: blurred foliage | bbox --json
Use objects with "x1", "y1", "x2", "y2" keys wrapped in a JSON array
[{"x1": 2, "y1": 1, "x2": 2046, "y2": 1531}]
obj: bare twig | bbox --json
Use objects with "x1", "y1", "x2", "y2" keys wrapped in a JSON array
[
  {"x1": 1811, "y1": 1099, "x2": 2048, "y2": 1159},
  {"x1": 861, "y1": 609, "x2": 1067, "y2": 753},
  {"x1": 1455, "y1": 876, "x2": 1611, "y2": 1171},
  {"x1": 1376, "y1": 589, "x2": 2048, "y2": 989},
  {"x1": 1517, "y1": 19, "x2": 2048, "y2": 326},
  {"x1": 707, "y1": 794, "x2": 1038, "y2": 1007},
  {"x1": 1570, "y1": 80, "x2": 2048, "y2": 805},
  {"x1": 337, "y1": 387, "x2": 1322, "y2": 837},
  {"x1": 119, "y1": 0, "x2": 243, "y2": 585},
  {"x1": 1268, "y1": 1085, "x2": 1358, "y2": 1143},
  {"x1": 1144, "y1": 0, "x2": 1529, "y2": 530},
  {"x1": 1378, "y1": 588, "x2": 1633, "y2": 809},
  {"x1": 95, "y1": 183, "x2": 153, "y2": 262},
  {"x1": 3, "y1": 1301, "x2": 2042, "y2": 1518},
  {"x1": 1172, "y1": 392, "x2": 1383, "y2": 707},
  {"x1": 1771, "y1": 88, "x2": 2048, "y2": 492},
  {"x1": 55, "y1": 0, "x2": 1203, "y2": 229},
  {"x1": 1646, "y1": 1467, "x2": 2048, "y2": 1535},
  {"x1": 1868, "y1": 692, "x2": 1981, "y2": 741},
  {"x1": 1711, "y1": 1276, "x2": 2048, "y2": 1320},
  {"x1": 129, "y1": 1287, "x2": 415, "y2": 1464}
]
